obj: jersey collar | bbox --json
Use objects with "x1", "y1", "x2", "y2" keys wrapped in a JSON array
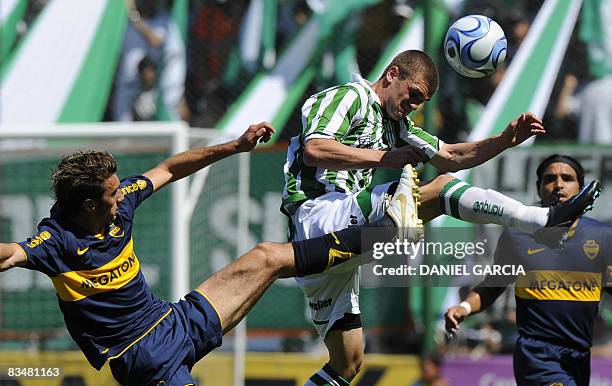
[{"x1": 352, "y1": 73, "x2": 382, "y2": 106}]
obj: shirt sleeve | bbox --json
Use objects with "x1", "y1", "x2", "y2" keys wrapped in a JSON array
[
  {"x1": 394, "y1": 118, "x2": 443, "y2": 170},
  {"x1": 395, "y1": 118, "x2": 442, "y2": 157},
  {"x1": 119, "y1": 175, "x2": 154, "y2": 214},
  {"x1": 302, "y1": 85, "x2": 365, "y2": 142},
  {"x1": 17, "y1": 224, "x2": 65, "y2": 277}
]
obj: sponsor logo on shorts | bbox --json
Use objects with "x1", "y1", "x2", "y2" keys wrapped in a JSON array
[{"x1": 309, "y1": 298, "x2": 332, "y2": 311}]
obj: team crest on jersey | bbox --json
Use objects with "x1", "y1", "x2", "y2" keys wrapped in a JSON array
[
  {"x1": 583, "y1": 240, "x2": 599, "y2": 260},
  {"x1": 109, "y1": 224, "x2": 125, "y2": 238},
  {"x1": 26, "y1": 231, "x2": 51, "y2": 248}
]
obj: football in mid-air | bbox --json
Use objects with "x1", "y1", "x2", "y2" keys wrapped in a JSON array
[{"x1": 444, "y1": 14, "x2": 507, "y2": 78}]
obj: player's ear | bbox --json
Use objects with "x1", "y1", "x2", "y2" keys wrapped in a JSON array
[
  {"x1": 386, "y1": 66, "x2": 400, "y2": 81},
  {"x1": 535, "y1": 180, "x2": 545, "y2": 205},
  {"x1": 83, "y1": 199, "x2": 96, "y2": 213}
]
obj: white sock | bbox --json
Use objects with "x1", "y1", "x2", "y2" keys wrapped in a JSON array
[{"x1": 440, "y1": 179, "x2": 548, "y2": 234}]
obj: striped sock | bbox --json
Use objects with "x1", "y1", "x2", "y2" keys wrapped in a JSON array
[
  {"x1": 439, "y1": 179, "x2": 548, "y2": 233},
  {"x1": 304, "y1": 364, "x2": 350, "y2": 386}
]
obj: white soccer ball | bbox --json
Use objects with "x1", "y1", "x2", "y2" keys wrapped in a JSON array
[{"x1": 444, "y1": 14, "x2": 507, "y2": 78}]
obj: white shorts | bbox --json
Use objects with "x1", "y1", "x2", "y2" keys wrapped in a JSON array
[{"x1": 290, "y1": 182, "x2": 395, "y2": 338}]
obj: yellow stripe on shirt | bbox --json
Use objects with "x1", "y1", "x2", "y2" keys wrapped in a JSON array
[
  {"x1": 51, "y1": 239, "x2": 140, "y2": 301},
  {"x1": 515, "y1": 270, "x2": 602, "y2": 302}
]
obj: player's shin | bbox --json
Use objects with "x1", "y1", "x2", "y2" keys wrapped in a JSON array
[
  {"x1": 292, "y1": 215, "x2": 396, "y2": 277},
  {"x1": 439, "y1": 179, "x2": 548, "y2": 233}
]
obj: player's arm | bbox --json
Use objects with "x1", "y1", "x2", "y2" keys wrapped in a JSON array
[
  {"x1": 303, "y1": 84, "x2": 426, "y2": 170},
  {"x1": 0, "y1": 243, "x2": 27, "y2": 272},
  {"x1": 144, "y1": 122, "x2": 274, "y2": 192},
  {"x1": 304, "y1": 139, "x2": 425, "y2": 170},
  {"x1": 446, "y1": 229, "x2": 516, "y2": 334},
  {"x1": 429, "y1": 112, "x2": 545, "y2": 172},
  {"x1": 444, "y1": 287, "x2": 506, "y2": 334}
]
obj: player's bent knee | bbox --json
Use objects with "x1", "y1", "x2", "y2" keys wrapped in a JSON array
[
  {"x1": 351, "y1": 352, "x2": 365, "y2": 377},
  {"x1": 432, "y1": 174, "x2": 456, "y2": 189},
  {"x1": 338, "y1": 352, "x2": 364, "y2": 379},
  {"x1": 329, "y1": 346, "x2": 365, "y2": 379},
  {"x1": 419, "y1": 174, "x2": 455, "y2": 200},
  {"x1": 251, "y1": 242, "x2": 288, "y2": 272}
]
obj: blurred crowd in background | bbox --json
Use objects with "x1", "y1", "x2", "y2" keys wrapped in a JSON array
[
  {"x1": 7, "y1": 0, "x2": 612, "y2": 364},
  {"x1": 11, "y1": 0, "x2": 612, "y2": 144},
  {"x1": 12, "y1": 0, "x2": 612, "y2": 142}
]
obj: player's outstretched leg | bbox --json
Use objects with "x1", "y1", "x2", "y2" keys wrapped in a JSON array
[
  {"x1": 196, "y1": 213, "x2": 400, "y2": 334},
  {"x1": 418, "y1": 175, "x2": 601, "y2": 234}
]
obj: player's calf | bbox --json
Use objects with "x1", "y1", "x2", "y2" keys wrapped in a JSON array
[{"x1": 292, "y1": 216, "x2": 397, "y2": 277}]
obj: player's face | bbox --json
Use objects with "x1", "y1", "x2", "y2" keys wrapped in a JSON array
[
  {"x1": 97, "y1": 174, "x2": 124, "y2": 224},
  {"x1": 539, "y1": 162, "x2": 580, "y2": 206},
  {"x1": 384, "y1": 67, "x2": 431, "y2": 120}
]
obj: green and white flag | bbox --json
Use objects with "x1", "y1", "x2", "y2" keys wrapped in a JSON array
[
  {"x1": 579, "y1": 0, "x2": 612, "y2": 77},
  {"x1": 0, "y1": 0, "x2": 27, "y2": 61},
  {"x1": 218, "y1": 0, "x2": 378, "y2": 143},
  {"x1": 0, "y1": 0, "x2": 126, "y2": 123}
]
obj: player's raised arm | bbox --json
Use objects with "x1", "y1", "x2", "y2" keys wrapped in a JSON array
[
  {"x1": 144, "y1": 122, "x2": 275, "y2": 192},
  {"x1": 429, "y1": 112, "x2": 545, "y2": 172},
  {"x1": 0, "y1": 243, "x2": 27, "y2": 272},
  {"x1": 304, "y1": 139, "x2": 426, "y2": 170}
]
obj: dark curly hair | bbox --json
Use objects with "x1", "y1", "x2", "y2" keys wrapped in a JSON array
[{"x1": 52, "y1": 151, "x2": 117, "y2": 216}]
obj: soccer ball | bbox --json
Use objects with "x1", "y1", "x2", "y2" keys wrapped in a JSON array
[{"x1": 444, "y1": 15, "x2": 507, "y2": 78}]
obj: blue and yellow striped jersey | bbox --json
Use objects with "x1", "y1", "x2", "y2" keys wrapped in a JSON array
[
  {"x1": 16, "y1": 175, "x2": 170, "y2": 369},
  {"x1": 490, "y1": 217, "x2": 611, "y2": 350}
]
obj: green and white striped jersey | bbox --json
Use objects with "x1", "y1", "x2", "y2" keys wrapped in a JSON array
[{"x1": 282, "y1": 74, "x2": 441, "y2": 213}]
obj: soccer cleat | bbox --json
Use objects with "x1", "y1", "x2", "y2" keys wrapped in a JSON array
[
  {"x1": 545, "y1": 180, "x2": 601, "y2": 227},
  {"x1": 385, "y1": 164, "x2": 424, "y2": 242},
  {"x1": 535, "y1": 180, "x2": 602, "y2": 248}
]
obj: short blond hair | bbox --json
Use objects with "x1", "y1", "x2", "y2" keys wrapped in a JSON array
[{"x1": 380, "y1": 50, "x2": 439, "y2": 93}]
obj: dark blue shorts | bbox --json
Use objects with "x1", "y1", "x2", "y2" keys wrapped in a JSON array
[
  {"x1": 513, "y1": 336, "x2": 590, "y2": 386},
  {"x1": 109, "y1": 290, "x2": 223, "y2": 386}
]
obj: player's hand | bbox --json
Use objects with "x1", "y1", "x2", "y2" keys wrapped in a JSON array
[
  {"x1": 444, "y1": 305, "x2": 470, "y2": 337},
  {"x1": 501, "y1": 112, "x2": 546, "y2": 147},
  {"x1": 236, "y1": 122, "x2": 275, "y2": 152},
  {"x1": 381, "y1": 146, "x2": 426, "y2": 168}
]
